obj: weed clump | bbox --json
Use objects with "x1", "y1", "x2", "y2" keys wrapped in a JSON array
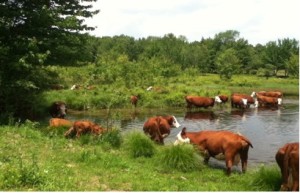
[
  {"x1": 249, "y1": 165, "x2": 281, "y2": 191},
  {"x1": 124, "y1": 131, "x2": 156, "y2": 158},
  {"x1": 158, "y1": 144, "x2": 203, "y2": 172}
]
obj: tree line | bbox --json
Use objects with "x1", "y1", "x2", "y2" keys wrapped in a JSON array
[{"x1": 0, "y1": 0, "x2": 298, "y2": 123}]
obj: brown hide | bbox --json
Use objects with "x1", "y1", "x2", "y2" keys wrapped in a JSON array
[
  {"x1": 218, "y1": 95, "x2": 228, "y2": 103},
  {"x1": 258, "y1": 91, "x2": 282, "y2": 98},
  {"x1": 49, "y1": 101, "x2": 67, "y2": 118},
  {"x1": 231, "y1": 95, "x2": 247, "y2": 109},
  {"x1": 49, "y1": 118, "x2": 73, "y2": 128},
  {"x1": 179, "y1": 127, "x2": 253, "y2": 175},
  {"x1": 64, "y1": 120, "x2": 106, "y2": 138},
  {"x1": 143, "y1": 115, "x2": 175, "y2": 144},
  {"x1": 185, "y1": 96, "x2": 215, "y2": 109},
  {"x1": 232, "y1": 93, "x2": 255, "y2": 106},
  {"x1": 276, "y1": 142, "x2": 299, "y2": 191},
  {"x1": 257, "y1": 94, "x2": 278, "y2": 107},
  {"x1": 130, "y1": 95, "x2": 139, "y2": 107}
]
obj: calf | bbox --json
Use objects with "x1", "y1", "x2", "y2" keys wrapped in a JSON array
[
  {"x1": 174, "y1": 127, "x2": 253, "y2": 175},
  {"x1": 49, "y1": 118, "x2": 73, "y2": 128},
  {"x1": 64, "y1": 120, "x2": 106, "y2": 138},
  {"x1": 143, "y1": 115, "x2": 180, "y2": 144},
  {"x1": 276, "y1": 142, "x2": 299, "y2": 191}
]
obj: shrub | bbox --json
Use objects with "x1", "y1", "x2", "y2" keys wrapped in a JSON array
[
  {"x1": 124, "y1": 131, "x2": 156, "y2": 158},
  {"x1": 157, "y1": 144, "x2": 203, "y2": 172},
  {"x1": 99, "y1": 128, "x2": 123, "y2": 148},
  {"x1": 249, "y1": 165, "x2": 281, "y2": 191}
]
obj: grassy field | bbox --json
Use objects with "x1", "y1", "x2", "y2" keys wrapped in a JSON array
[
  {"x1": 0, "y1": 122, "x2": 282, "y2": 191},
  {"x1": 38, "y1": 68, "x2": 299, "y2": 116}
]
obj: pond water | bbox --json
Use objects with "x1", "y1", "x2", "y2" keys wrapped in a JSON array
[{"x1": 59, "y1": 99, "x2": 299, "y2": 168}]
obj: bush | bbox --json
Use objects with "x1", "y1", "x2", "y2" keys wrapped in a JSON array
[
  {"x1": 124, "y1": 131, "x2": 156, "y2": 158},
  {"x1": 249, "y1": 165, "x2": 281, "y2": 191},
  {"x1": 99, "y1": 128, "x2": 123, "y2": 148},
  {"x1": 157, "y1": 144, "x2": 203, "y2": 172}
]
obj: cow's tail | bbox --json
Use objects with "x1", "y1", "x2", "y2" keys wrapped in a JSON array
[{"x1": 240, "y1": 135, "x2": 253, "y2": 148}]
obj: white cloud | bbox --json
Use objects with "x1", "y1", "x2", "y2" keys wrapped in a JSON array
[{"x1": 85, "y1": 0, "x2": 299, "y2": 45}]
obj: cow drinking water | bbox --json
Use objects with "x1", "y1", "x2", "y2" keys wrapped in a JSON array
[{"x1": 143, "y1": 115, "x2": 180, "y2": 144}]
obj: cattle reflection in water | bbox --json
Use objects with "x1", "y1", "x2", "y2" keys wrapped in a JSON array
[{"x1": 184, "y1": 111, "x2": 217, "y2": 121}]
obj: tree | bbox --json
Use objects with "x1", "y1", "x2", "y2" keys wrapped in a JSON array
[
  {"x1": 215, "y1": 48, "x2": 240, "y2": 80},
  {"x1": 285, "y1": 54, "x2": 299, "y2": 78},
  {"x1": 0, "y1": 0, "x2": 99, "y2": 122}
]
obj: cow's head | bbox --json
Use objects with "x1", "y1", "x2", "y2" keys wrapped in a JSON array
[
  {"x1": 56, "y1": 102, "x2": 67, "y2": 118},
  {"x1": 214, "y1": 96, "x2": 222, "y2": 103},
  {"x1": 277, "y1": 98, "x2": 282, "y2": 105},
  {"x1": 241, "y1": 98, "x2": 248, "y2": 107},
  {"x1": 250, "y1": 91, "x2": 256, "y2": 98},
  {"x1": 174, "y1": 127, "x2": 190, "y2": 145},
  {"x1": 172, "y1": 116, "x2": 180, "y2": 128}
]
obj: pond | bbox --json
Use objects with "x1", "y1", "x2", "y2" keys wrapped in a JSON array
[{"x1": 59, "y1": 99, "x2": 299, "y2": 168}]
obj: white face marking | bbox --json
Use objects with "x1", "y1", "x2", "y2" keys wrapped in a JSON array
[
  {"x1": 215, "y1": 96, "x2": 222, "y2": 103},
  {"x1": 172, "y1": 116, "x2": 180, "y2": 128},
  {"x1": 254, "y1": 100, "x2": 259, "y2": 108},
  {"x1": 173, "y1": 131, "x2": 190, "y2": 145},
  {"x1": 242, "y1": 98, "x2": 248, "y2": 105},
  {"x1": 250, "y1": 92, "x2": 256, "y2": 98},
  {"x1": 277, "y1": 98, "x2": 282, "y2": 105}
]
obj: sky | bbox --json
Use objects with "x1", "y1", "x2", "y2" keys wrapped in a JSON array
[{"x1": 84, "y1": 0, "x2": 299, "y2": 45}]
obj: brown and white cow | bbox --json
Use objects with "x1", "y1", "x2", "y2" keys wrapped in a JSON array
[
  {"x1": 64, "y1": 120, "x2": 106, "y2": 138},
  {"x1": 256, "y1": 94, "x2": 282, "y2": 108},
  {"x1": 276, "y1": 142, "x2": 299, "y2": 191},
  {"x1": 143, "y1": 115, "x2": 180, "y2": 144},
  {"x1": 231, "y1": 95, "x2": 248, "y2": 109},
  {"x1": 253, "y1": 91, "x2": 283, "y2": 98},
  {"x1": 185, "y1": 96, "x2": 222, "y2": 110},
  {"x1": 174, "y1": 127, "x2": 253, "y2": 175},
  {"x1": 49, "y1": 118, "x2": 73, "y2": 128},
  {"x1": 130, "y1": 95, "x2": 139, "y2": 108},
  {"x1": 232, "y1": 93, "x2": 258, "y2": 108},
  {"x1": 218, "y1": 95, "x2": 229, "y2": 104},
  {"x1": 49, "y1": 101, "x2": 67, "y2": 118}
]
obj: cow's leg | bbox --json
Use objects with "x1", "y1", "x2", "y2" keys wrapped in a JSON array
[
  {"x1": 225, "y1": 150, "x2": 237, "y2": 175},
  {"x1": 240, "y1": 147, "x2": 250, "y2": 173},
  {"x1": 291, "y1": 151, "x2": 299, "y2": 191},
  {"x1": 276, "y1": 150, "x2": 289, "y2": 190}
]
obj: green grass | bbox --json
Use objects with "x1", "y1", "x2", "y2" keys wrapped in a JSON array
[
  {"x1": 39, "y1": 66, "x2": 298, "y2": 115},
  {"x1": 0, "y1": 123, "x2": 283, "y2": 191}
]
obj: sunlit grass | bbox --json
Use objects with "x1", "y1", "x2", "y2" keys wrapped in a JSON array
[{"x1": 0, "y1": 124, "x2": 284, "y2": 191}]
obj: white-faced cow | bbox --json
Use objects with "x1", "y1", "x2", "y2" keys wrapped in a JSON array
[
  {"x1": 174, "y1": 127, "x2": 253, "y2": 175},
  {"x1": 143, "y1": 115, "x2": 180, "y2": 145}
]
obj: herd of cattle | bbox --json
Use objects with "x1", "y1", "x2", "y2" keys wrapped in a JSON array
[{"x1": 48, "y1": 90, "x2": 298, "y2": 191}]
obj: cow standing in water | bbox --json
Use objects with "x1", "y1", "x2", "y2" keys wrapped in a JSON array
[
  {"x1": 49, "y1": 101, "x2": 67, "y2": 119},
  {"x1": 130, "y1": 95, "x2": 139, "y2": 108},
  {"x1": 276, "y1": 142, "x2": 299, "y2": 191},
  {"x1": 185, "y1": 96, "x2": 222, "y2": 111},
  {"x1": 174, "y1": 127, "x2": 253, "y2": 175},
  {"x1": 143, "y1": 115, "x2": 180, "y2": 144}
]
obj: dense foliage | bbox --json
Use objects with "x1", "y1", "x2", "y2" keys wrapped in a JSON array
[
  {"x1": 0, "y1": 0, "x2": 98, "y2": 122},
  {"x1": 0, "y1": 1, "x2": 298, "y2": 122}
]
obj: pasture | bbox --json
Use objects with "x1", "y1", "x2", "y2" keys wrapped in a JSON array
[
  {"x1": 38, "y1": 65, "x2": 299, "y2": 115},
  {"x1": 0, "y1": 122, "x2": 282, "y2": 191}
]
